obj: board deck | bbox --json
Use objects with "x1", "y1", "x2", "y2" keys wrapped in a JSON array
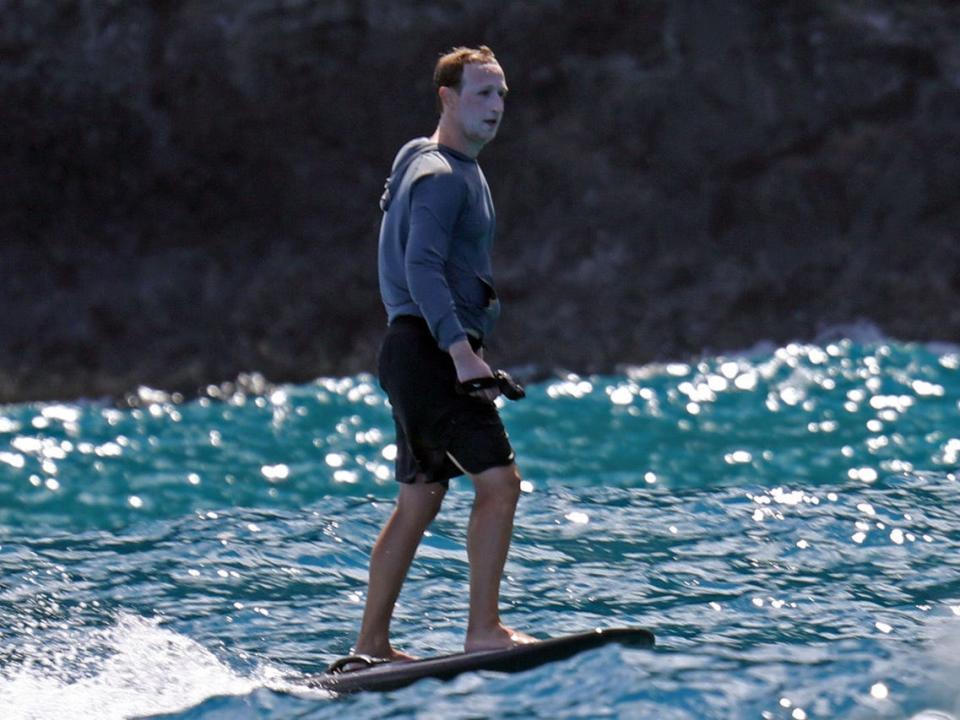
[{"x1": 304, "y1": 626, "x2": 655, "y2": 694}]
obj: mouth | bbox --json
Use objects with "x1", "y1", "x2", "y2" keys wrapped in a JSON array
[{"x1": 483, "y1": 119, "x2": 499, "y2": 129}]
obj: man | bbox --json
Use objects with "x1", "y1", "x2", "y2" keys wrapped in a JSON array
[{"x1": 353, "y1": 46, "x2": 534, "y2": 662}]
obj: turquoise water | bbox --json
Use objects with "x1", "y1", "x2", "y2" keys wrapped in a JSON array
[{"x1": 2, "y1": 337, "x2": 959, "y2": 720}]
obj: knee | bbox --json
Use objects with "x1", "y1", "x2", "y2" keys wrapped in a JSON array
[
  {"x1": 474, "y1": 464, "x2": 522, "y2": 507},
  {"x1": 396, "y1": 482, "x2": 446, "y2": 524}
]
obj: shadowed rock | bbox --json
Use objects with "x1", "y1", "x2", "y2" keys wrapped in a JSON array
[{"x1": 1, "y1": 0, "x2": 958, "y2": 402}]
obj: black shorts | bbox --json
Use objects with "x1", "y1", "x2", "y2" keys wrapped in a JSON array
[{"x1": 378, "y1": 316, "x2": 515, "y2": 486}]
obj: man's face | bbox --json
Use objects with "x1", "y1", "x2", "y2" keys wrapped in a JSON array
[{"x1": 449, "y1": 62, "x2": 508, "y2": 147}]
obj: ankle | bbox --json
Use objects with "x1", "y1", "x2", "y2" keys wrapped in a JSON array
[
  {"x1": 354, "y1": 633, "x2": 391, "y2": 657},
  {"x1": 466, "y1": 618, "x2": 506, "y2": 637}
]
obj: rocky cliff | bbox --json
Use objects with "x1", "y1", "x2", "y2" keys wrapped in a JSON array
[{"x1": 2, "y1": 0, "x2": 959, "y2": 402}]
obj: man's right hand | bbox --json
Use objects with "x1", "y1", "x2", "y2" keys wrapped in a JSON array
[{"x1": 448, "y1": 339, "x2": 499, "y2": 401}]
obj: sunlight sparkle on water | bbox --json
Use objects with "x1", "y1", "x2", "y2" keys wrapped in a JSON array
[
  {"x1": 547, "y1": 377, "x2": 594, "y2": 399},
  {"x1": 333, "y1": 470, "x2": 359, "y2": 484},
  {"x1": 0, "y1": 452, "x2": 25, "y2": 468},
  {"x1": 608, "y1": 386, "x2": 634, "y2": 405},
  {"x1": 849, "y1": 467, "x2": 879, "y2": 483},
  {"x1": 940, "y1": 439, "x2": 960, "y2": 465},
  {"x1": 261, "y1": 464, "x2": 290, "y2": 482},
  {"x1": 725, "y1": 450, "x2": 753, "y2": 464}
]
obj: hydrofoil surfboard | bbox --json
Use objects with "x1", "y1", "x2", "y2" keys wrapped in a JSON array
[{"x1": 304, "y1": 626, "x2": 655, "y2": 694}]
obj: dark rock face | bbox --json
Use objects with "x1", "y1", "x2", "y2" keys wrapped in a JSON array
[{"x1": 2, "y1": 0, "x2": 959, "y2": 402}]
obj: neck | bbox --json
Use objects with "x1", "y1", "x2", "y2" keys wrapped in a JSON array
[{"x1": 431, "y1": 121, "x2": 482, "y2": 159}]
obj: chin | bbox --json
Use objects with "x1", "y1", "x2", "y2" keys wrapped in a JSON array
[{"x1": 468, "y1": 132, "x2": 495, "y2": 146}]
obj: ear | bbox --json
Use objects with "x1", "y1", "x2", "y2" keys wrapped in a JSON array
[{"x1": 438, "y1": 85, "x2": 457, "y2": 114}]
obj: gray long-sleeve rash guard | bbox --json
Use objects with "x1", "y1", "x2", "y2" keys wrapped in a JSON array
[{"x1": 377, "y1": 137, "x2": 500, "y2": 350}]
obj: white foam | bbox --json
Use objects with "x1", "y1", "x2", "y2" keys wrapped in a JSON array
[
  {"x1": 902, "y1": 616, "x2": 960, "y2": 720},
  {"x1": 0, "y1": 614, "x2": 277, "y2": 720}
]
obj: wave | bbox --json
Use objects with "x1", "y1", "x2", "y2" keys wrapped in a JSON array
[{"x1": 0, "y1": 614, "x2": 283, "y2": 720}]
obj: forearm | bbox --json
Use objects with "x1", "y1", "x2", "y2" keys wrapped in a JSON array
[{"x1": 406, "y1": 257, "x2": 467, "y2": 349}]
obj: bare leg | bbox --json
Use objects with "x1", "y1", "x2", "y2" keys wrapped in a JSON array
[
  {"x1": 354, "y1": 477, "x2": 446, "y2": 659},
  {"x1": 463, "y1": 463, "x2": 537, "y2": 653}
]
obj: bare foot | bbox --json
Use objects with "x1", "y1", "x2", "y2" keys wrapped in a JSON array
[
  {"x1": 464, "y1": 623, "x2": 538, "y2": 653},
  {"x1": 352, "y1": 646, "x2": 417, "y2": 663}
]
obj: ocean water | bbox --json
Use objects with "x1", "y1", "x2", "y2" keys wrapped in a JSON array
[{"x1": 1, "y1": 336, "x2": 959, "y2": 720}]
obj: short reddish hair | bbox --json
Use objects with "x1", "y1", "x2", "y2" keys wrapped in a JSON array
[{"x1": 433, "y1": 45, "x2": 499, "y2": 114}]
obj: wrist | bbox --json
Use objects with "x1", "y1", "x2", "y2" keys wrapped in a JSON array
[{"x1": 447, "y1": 338, "x2": 474, "y2": 360}]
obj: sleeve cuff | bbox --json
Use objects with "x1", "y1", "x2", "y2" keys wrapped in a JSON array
[{"x1": 434, "y1": 314, "x2": 468, "y2": 351}]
